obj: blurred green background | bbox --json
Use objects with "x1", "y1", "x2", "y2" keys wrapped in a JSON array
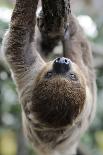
[{"x1": 0, "y1": 0, "x2": 103, "y2": 155}]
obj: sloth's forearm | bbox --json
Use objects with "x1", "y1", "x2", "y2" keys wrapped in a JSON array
[
  {"x1": 3, "y1": 0, "x2": 44, "y2": 89},
  {"x1": 4, "y1": 0, "x2": 39, "y2": 73},
  {"x1": 11, "y1": 0, "x2": 38, "y2": 29}
]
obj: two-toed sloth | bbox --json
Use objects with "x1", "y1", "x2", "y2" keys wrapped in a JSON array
[{"x1": 2, "y1": 0, "x2": 96, "y2": 155}]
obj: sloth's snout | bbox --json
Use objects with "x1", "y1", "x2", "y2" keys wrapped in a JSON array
[{"x1": 53, "y1": 57, "x2": 71, "y2": 74}]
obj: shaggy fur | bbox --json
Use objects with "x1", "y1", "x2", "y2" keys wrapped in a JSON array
[{"x1": 2, "y1": 0, "x2": 96, "y2": 155}]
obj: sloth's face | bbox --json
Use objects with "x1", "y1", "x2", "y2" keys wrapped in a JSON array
[{"x1": 32, "y1": 57, "x2": 86, "y2": 129}]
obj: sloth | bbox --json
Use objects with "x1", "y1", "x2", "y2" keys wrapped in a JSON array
[{"x1": 2, "y1": 0, "x2": 96, "y2": 155}]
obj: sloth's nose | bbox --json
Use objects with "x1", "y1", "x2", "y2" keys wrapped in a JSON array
[{"x1": 53, "y1": 57, "x2": 71, "y2": 74}]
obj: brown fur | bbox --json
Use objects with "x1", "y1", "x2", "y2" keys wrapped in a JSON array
[
  {"x1": 32, "y1": 76, "x2": 85, "y2": 128},
  {"x1": 2, "y1": 0, "x2": 96, "y2": 155}
]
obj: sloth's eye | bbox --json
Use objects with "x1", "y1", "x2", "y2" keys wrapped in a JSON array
[
  {"x1": 45, "y1": 71, "x2": 53, "y2": 78},
  {"x1": 69, "y1": 73, "x2": 78, "y2": 81}
]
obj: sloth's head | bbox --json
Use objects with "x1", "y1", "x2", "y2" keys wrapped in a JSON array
[{"x1": 32, "y1": 57, "x2": 86, "y2": 129}]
